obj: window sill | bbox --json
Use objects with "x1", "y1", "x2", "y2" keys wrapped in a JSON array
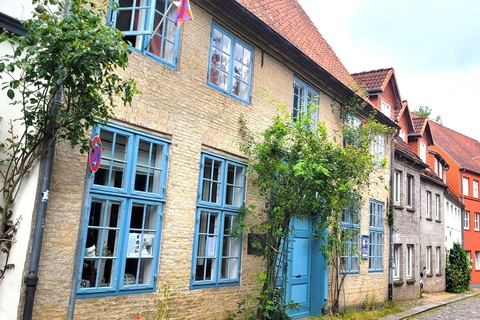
[
  {"x1": 436, "y1": 219, "x2": 442, "y2": 223},
  {"x1": 436, "y1": 273, "x2": 442, "y2": 276},
  {"x1": 394, "y1": 205, "x2": 404, "y2": 210},
  {"x1": 427, "y1": 274, "x2": 433, "y2": 278},
  {"x1": 426, "y1": 217, "x2": 433, "y2": 221},
  {"x1": 393, "y1": 280, "x2": 404, "y2": 286},
  {"x1": 407, "y1": 207, "x2": 416, "y2": 213},
  {"x1": 406, "y1": 279, "x2": 415, "y2": 284}
]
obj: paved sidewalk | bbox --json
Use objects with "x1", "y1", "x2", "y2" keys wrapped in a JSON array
[{"x1": 379, "y1": 291, "x2": 480, "y2": 320}]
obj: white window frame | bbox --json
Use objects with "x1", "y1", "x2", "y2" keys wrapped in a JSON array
[
  {"x1": 474, "y1": 181, "x2": 479, "y2": 198},
  {"x1": 380, "y1": 100, "x2": 391, "y2": 118},
  {"x1": 476, "y1": 252, "x2": 480, "y2": 270},
  {"x1": 407, "y1": 175, "x2": 414, "y2": 208},
  {"x1": 434, "y1": 158, "x2": 438, "y2": 175},
  {"x1": 406, "y1": 245, "x2": 413, "y2": 279},
  {"x1": 463, "y1": 177, "x2": 469, "y2": 196},
  {"x1": 420, "y1": 142, "x2": 427, "y2": 163},
  {"x1": 435, "y1": 247, "x2": 440, "y2": 274},
  {"x1": 394, "y1": 171, "x2": 401, "y2": 205},
  {"x1": 464, "y1": 211, "x2": 470, "y2": 230},
  {"x1": 426, "y1": 191, "x2": 432, "y2": 218},
  {"x1": 475, "y1": 212, "x2": 479, "y2": 231},
  {"x1": 399, "y1": 130, "x2": 405, "y2": 142},
  {"x1": 435, "y1": 194, "x2": 440, "y2": 220},
  {"x1": 426, "y1": 246, "x2": 431, "y2": 275},
  {"x1": 393, "y1": 244, "x2": 400, "y2": 280},
  {"x1": 370, "y1": 134, "x2": 386, "y2": 165}
]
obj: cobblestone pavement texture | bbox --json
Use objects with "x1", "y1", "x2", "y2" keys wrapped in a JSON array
[{"x1": 409, "y1": 294, "x2": 480, "y2": 320}]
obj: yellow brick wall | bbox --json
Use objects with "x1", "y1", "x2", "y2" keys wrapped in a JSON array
[{"x1": 25, "y1": 3, "x2": 353, "y2": 320}]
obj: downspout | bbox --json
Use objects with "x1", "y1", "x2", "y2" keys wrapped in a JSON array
[
  {"x1": 388, "y1": 128, "x2": 400, "y2": 301},
  {"x1": 23, "y1": 2, "x2": 71, "y2": 319}
]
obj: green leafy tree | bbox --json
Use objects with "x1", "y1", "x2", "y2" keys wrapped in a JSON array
[
  {"x1": 0, "y1": 0, "x2": 138, "y2": 279},
  {"x1": 234, "y1": 100, "x2": 392, "y2": 319},
  {"x1": 412, "y1": 106, "x2": 442, "y2": 125},
  {"x1": 446, "y1": 242, "x2": 471, "y2": 293}
]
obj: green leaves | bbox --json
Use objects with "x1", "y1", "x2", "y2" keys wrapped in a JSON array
[{"x1": 6, "y1": 89, "x2": 14, "y2": 99}]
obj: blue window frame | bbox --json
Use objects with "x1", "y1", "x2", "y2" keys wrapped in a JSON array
[
  {"x1": 207, "y1": 24, "x2": 253, "y2": 104},
  {"x1": 369, "y1": 200, "x2": 384, "y2": 272},
  {"x1": 340, "y1": 200, "x2": 360, "y2": 273},
  {"x1": 109, "y1": 0, "x2": 180, "y2": 68},
  {"x1": 78, "y1": 124, "x2": 169, "y2": 296},
  {"x1": 191, "y1": 152, "x2": 246, "y2": 288},
  {"x1": 292, "y1": 77, "x2": 319, "y2": 122}
]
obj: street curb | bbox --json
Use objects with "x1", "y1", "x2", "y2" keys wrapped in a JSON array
[{"x1": 379, "y1": 292, "x2": 479, "y2": 320}]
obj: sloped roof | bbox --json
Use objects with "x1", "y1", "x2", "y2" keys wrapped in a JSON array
[
  {"x1": 412, "y1": 115, "x2": 428, "y2": 134},
  {"x1": 395, "y1": 136, "x2": 427, "y2": 167},
  {"x1": 430, "y1": 121, "x2": 480, "y2": 174},
  {"x1": 421, "y1": 168, "x2": 448, "y2": 188},
  {"x1": 351, "y1": 68, "x2": 392, "y2": 92},
  {"x1": 235, "y1": 0, "x2": 354, "y2": 88}
]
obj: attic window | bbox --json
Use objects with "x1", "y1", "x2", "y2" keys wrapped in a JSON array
[
  {"x1": 399, "y1": 130, "x2": 405, "y2": 142},
  {"x1": 380, "y1": 100, "x2": 391, "y2": 118}
]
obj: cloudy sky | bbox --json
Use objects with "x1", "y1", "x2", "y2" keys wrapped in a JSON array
[{"x1": 297, "y1": 0, "x2": 480, "y2": 141}]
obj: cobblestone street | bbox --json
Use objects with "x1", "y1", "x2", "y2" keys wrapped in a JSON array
[{"x1": 410, "y1": 295, "x2": 480, "y2": 320}]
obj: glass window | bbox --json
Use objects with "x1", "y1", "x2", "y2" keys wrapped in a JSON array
[
  {"x1": 426, "y1": 246, "x2": 431, "y2": 275},
  {"x1": 394, "y1": 171, "x2": 401, "y2": 205},
  {"x1": 340, "y1": 200, "x2": 360, "y2": 274},
  {"x1": 370, "y1": 134, "x2": 386, "y2": 164},
  {"x1": 79, "y1": 124, "x2": 170, "y2": 296},
  {"x1": 407, "y1": 175, "x2": 414, "y2": 208},
  {"x1": 463, "y1": 177, "x2": 469, "y2": 196},
  {"x1": 380, "y1": 100, "x2": 391, "y2": 118},
  {"x1": 420, "y1": 142, "x2": 427, "y2": 163},
  {"x1": 192, "y1": 153, "x2": 246, "y2": 287},
  {"x1": 476, "y1": 252, "x2": 480, "y2": 270},
  {"x1": 393, "y1": 244, "x2": 400, "y2": 280},
  {"x1": 110, "y1": 0, "x2": 181, "y2": 68},
  {"x1": 475, "y1": 212, "x2": 479, "y2": 231},
  {"x1": 435, "y1": 247, "x2": 441, "y2": 274},
  {"x1": 369, "y1": 200, "x2": 384, "y2": 272},
  {"x1": 208, "y1": 24, "x2": 253, "y2": 104},
  {"x1": 292, "y1": 77, "x2": 319, "y2": 123},
  {"x1": 426, "y1": 191, "x2": 432, "y2": 218},
  {"x1": 435, "y1": 194, "x2": 440, "y2": 220},
  {"x1": 474, "y1": 181, "x2": 479, "y2": 198},
  {"x1": 406, "y1": 245, "x2": 413, "y2": 279},
  {"x1": 465, "y1": 211, "x2": 470, "y2": 230}
]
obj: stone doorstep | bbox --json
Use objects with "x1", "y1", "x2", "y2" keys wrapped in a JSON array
[{"x1": 378, "y1": 292, "x2": 479, "y2": 320}]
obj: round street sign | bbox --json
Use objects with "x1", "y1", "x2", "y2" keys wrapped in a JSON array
[{"x1": 89, "y1": 136, "x2": 102, "y2": 172}]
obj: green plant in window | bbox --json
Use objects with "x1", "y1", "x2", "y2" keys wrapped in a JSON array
[{"x1": 0, "y1": 0, "x2": 138, "y2": 279}]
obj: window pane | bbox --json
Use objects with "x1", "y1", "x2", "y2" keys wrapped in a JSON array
[
  {"x1": 134, "y1": 140, "x2": 164, "y2": 194},
  {"x1": 222, "y1": 34, "x2": 231, "y2": 53},
  {"x1": 243, "y1": 49, "x2": 251, "y2": 65},
  {"x1": 235, "y1": 43, "x2": 243, "y2": 62},
  {"x1": 94, "y1": 131, "x2": 128, "y2": 188},
  {"x1": 202, "y1": 158, "x2": 222, "y2": 203},
  {"x1": 225, "y1": 164, "x2": 243, "y2": 207}
]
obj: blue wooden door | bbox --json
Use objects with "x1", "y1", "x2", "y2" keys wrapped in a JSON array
[{"x1": 286, "y1": 217, "x2": 311, "y2": 318}]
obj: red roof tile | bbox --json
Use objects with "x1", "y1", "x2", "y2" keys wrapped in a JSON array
[
  {"x1": 430, "y1": 121, "x2": 480, "y2": 174},
  {"x1": 235, "y1": 0, "x2": 355, "y2": 88},
  {"x1": 351, "y1": 68, "x2": 392, "y2": 91},
  {"x1": 411, "y1": 114, "x2": 428, "y2": 135}
]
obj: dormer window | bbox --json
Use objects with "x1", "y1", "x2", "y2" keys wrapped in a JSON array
[
  {"x1": 380, "y1": 100, "x2": 391, "y2": 118},
  {"x1": 420, "y1": 142, "x2": 427, "y2": 163}
]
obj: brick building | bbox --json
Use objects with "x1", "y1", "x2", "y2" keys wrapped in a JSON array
[
  {"x1": 429, "y1": 121, "x2": 480, "y2": 284},
  {"x1": 1, "y1": 1, "x2": 397, "y2": 319}
]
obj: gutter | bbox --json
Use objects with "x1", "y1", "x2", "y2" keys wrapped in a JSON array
[{"x1": 23, "y1": 2, "x2": 71, "y2": 319}]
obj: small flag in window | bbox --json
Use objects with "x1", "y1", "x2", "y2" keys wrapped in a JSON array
[{"x1": 173, "y1": 0, "x2": 193, "y2": 28}]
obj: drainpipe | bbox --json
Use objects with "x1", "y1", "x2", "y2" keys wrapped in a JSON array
[
  {"x1": 23, "y1": 2, "x2": 71, "y2": 319},
  {"x1": 388, "y1": 129, "x2": 400, "y2": 301}
]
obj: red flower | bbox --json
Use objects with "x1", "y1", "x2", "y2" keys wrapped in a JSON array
[{"x1": 364, "y1": 120, "x2": 367, "y2": 125}]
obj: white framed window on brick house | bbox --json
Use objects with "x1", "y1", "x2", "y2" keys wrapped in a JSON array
[
  {"x1": 340, "y1": 200, "x2": 360, "y2": 274},
  {"x1": 465, "y1": 211, "x2": 470, "y2": 230},
  {"x1": 474, "y1": 180, "x2": 479, "y2": 198},
  {"x1": 369, "y1": 200, "x2": 384, "y2": 272},
  {"x1": 399, "y1": 130, "x2": 406, "y2": 142},
  {"x1": 435, "y1": 194, "x2": 440, "y2": 220},
  {"x1": 426, "y1": 191, "x2": 432, "y2": 219},
  {"x1": 380, "y1": 100, "x2": 391, "y2": 118},
  {"x1": 475, "y1": 212, "x2": 479, "y2": 231},
  {"x1": 420, "y1": 142, "x2": 427, "y2": 163},
  {"x1": 406, "y1": 245, "x2": 413, "y2": 279},
  {"x1": 370, "y1": 134, "x2": 386, "y2": 165},
  {"x1": 110, "y1": 0, "x2": 181, "y2": 68},
  {"x1": 435, "y1": 247, "x2": 440, "y2": 274},
  {"x1": 208, "y1": 24, "x2": 253, "y2": 104},
  {"x1": 292, "y1": 77, "x2": 319, "y2": 123},
  {"x1": 191, "y1": 152, "x2": 246, "y2": 288},
  {"x1": 476, "y1": 252, "x2": 480, "y2": 270},
  {"x1": 393, "y1": 244, "x2": 400, "y2": 280},
  {"x1": 466, "y1": 250, "x2": 472, "y2": 264},
  {"x1": 407, "y1": 175, "x2": 414, "y2": 208},
  {"x1": 394, "y1": 171, "x2": 401, "y2": 205},
  {"x1": 434, "y1": 158, "x2": 438, "y2": 175},
  {"x1": 463, "y1": 177, "x2": 469, "y2": 196},
  {"x1": 426, "y1": 246, "x2": 432, "y2": 275},
  {"x1": 78, "y1": 124, "x2": 170, "y2": 296}
]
